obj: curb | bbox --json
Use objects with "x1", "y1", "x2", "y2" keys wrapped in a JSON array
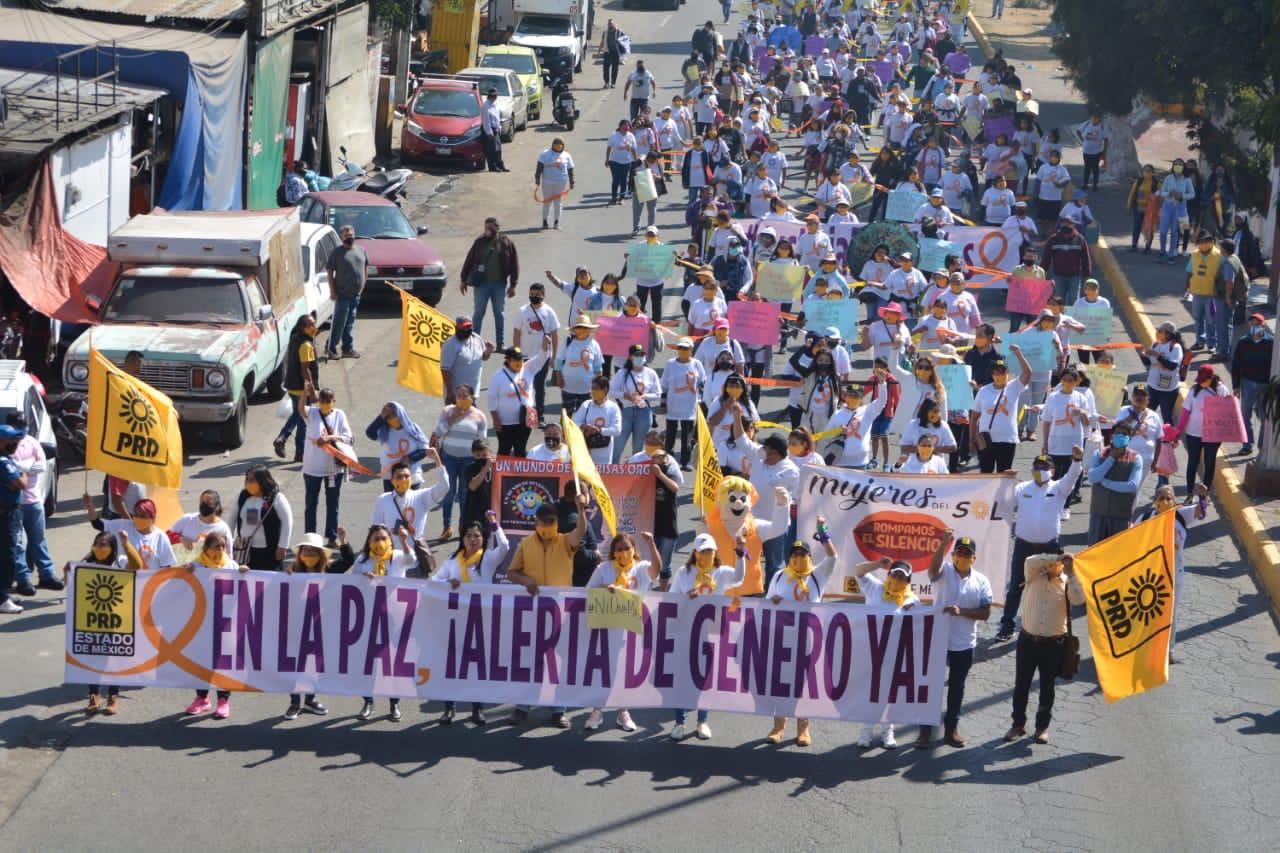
[{"x1": 967, "y1": 10, "x2": 1280, "y2": 611}]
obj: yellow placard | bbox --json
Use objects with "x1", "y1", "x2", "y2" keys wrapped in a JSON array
[
  {"x1": 1073, "y1": 512, "x2": 1176, "y2": 702},
  {"x1": 755, "y1": 263, "x2": 806, "y2": 302},
  {"x1": 694, "y1": 406, "x2": 721, "y2": 511},
  {"x1": 86, "y1": 347, "x2": 182, "y2": 488},
  {"x1": 1085, "y1": 365, "x2": 1126, "y2": 417},
  {"x1": 396, "y1": 289, "x2": 455, "y2": 397},
  {"x1": 586, "y1": 587, "x2": 643, "y2": 633},
  {"x1": 73, "y1": 565, "x2": 135, "y2": 637}
]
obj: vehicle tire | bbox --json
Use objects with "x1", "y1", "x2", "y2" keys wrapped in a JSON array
[
  {"x1": 501, "y1": 121, "x2": 514, "y2": 143},
  {"x1": 220, "y1": 394, "x2": 248, "y2": 449},
  {"x1": 565, "y1": 115, "x2": 575, "y2": 131},
  {"x1": 574, "y1": 54, "x2": 582, "y2": 73},
  {"x1": 44, "y1": 459, "x2": 57, "y2": 517},
  {"x1": 263, "y1": 360, "x2": 286, "y2": 401}
]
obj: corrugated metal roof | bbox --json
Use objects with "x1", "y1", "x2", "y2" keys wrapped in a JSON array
[
  {"x1": 0, "y1": 65, "x2": 165, "y2": 156},
  {"x1": 34, "y1": 0, "x2": 247, "y2": 22}
]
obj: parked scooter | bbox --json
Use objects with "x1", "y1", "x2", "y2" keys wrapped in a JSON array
[
  {"x1": 548, "y1": 72, "x2": 579, "y2": 131},
  {"x1": 317, "y1": 147, "x2": 412, "y2": 203}
]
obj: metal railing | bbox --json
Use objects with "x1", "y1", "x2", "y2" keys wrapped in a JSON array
[{"x1": 2, "y1": 41, "x2": 122, "y2": 132}]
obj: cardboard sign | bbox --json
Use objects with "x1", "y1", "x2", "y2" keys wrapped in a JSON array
[
  {"x1": 1201, "y1": 395, "x2": 1247, "y2": 443},
  {"x1": 1074, "y1": 303, "x2": 1114, "y2": 347},
  {"x1": 594, "y1": 314, "x2": 651, "y2": 358},
  {"x1": 625, "y1": 241, "x2": 676, "y2": 281},
  {"x1": 803, "y1": 299, "x2": 860, "y2": 341},
  {"x1": 727, "y1": 300, "x2": 782, "y2": 346},
  {"x1": 886, "y1": 189, "x2": 928, "y2": 222},
  {"x1": 937, "y1": 363, "x2": 974, "y2": 412},
  {"x1": 1085, "y1": 365, "x2": 1126, "y2": 416},
  {"x1": 1005, "y1": 277, "x2": 1053, "y2": 316},
  {"x1": 918, "y1": 237, "x2": 958, "y2": 273},
  {"x1": 999, "y1": 328, "x2": 1057, "y2": 373},
  {"x1": 755, "y1": 262, "x2": 806, "y2": 302},
  {"x1": 633, "y1": 167, "x2": 658, "y2": 203},
  {"x1": 586, "y1": 587, "x2": 644, "y2": 633}
]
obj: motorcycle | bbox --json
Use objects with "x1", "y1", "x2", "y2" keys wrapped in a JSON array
[
  {"x1": 322, "y1": 147, "x2": 412, "y2": 203},
  {"x1": 548, "y1": 72, "x2": 579, "y2": 131}
]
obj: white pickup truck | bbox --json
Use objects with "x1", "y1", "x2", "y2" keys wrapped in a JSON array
[
  {"x1": 509, "y1": 0, "x2": 594, "y2": 82},
  {"x1": 62, "y1": 210, "x2": 308, "y2": 448}
]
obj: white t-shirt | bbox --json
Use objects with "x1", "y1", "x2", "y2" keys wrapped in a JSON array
[
  {"x1": 936, "y1": 562, "x2": 993, "y2": 651},
  {"x1": 1115, "y1": 405, "x2": 1164, "y2": 466},
  {"x1": 858, "y1": 573, "x2": 920, "y2": 609},
  {"x1": 668, "y1": 559, "x2": 746, "y2": 595},
  {"x1": 627, "y1": 70, "x2": 656, "y2": 99},
  {"x1": 900, "y1": 420, "x2": 958, "y2": 452},
  {"x1": 766, "y1": 555, "x2": 835, "y2": 603},
  {"x1": 897, "y1": 454, "x2": 949, "y2": 474},
  {"x1": 558, "y1": 337, "x2": 603, "y2": 395},
  {"x1": 431, "y1": 529, "x2": 511, "y2": 584},
  {"x1": 981, "y1": 187, "x2": 1016, "y2": 224},
  {"x1": 169, "y1": 514, "x2": 234, "y2": 547},
  {"x1": 517, "y1": 303, "x2": 560, "y2": 357},
  {"x1": 527, "y1": 443, "x2": 570, "y2": 462},
  {"x1": 607, "y1": 131, "x2": 637, "y2": 164},
  {"x1": 574, "y1": 398, "x2": 622, "y2": 466},
  {"x1": 827, "y1": 397, "x2": 887, "y2": 467},
  {"x1": 938, "y1": 171, "x2": 972, "y2": 210},
  {"x1": 661, "y1": 357, "x2": 707, "y2": 420},
  {"x1": 971, "y1": 378, "x2": 1025, "y2": 444},
  {"x1": 103, "y1": 518, "x2": 176, "y2": 570},
  {"x1": 1042, "y1": 388, "x2": 1090, "y2": 455},
  {"x1": 1036, "y1": 164, "x2": 1070, "y2": 201},
  {"x1": 1146, "y1": 340, "x2": 1183, "y2": 392},
  {"x1": 301, "y1": 407, "x2": 353, "y2": 478},
  {"x1": 866, "y1": 319, "x2": 909, "y2": 364},
  {"x1": 586, "y1": 559, "x2": 656, "y2": 592},
  {"x1": 352, "y1": 550, "x2": 417, "y2": 578},
  {"x1": 236, "y1": 494, "x2": 293, "y2": 552},
  {"x1": 370, "y1": 472, "x2": 450, "y2": 541},
  {"x1": 537, "y1": 149, "x2": 575, "y2": 184}
]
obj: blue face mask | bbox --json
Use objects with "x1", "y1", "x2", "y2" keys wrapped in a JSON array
[{"x1": 1112, "y1": 434, "x2": 1131, "y2": 450}]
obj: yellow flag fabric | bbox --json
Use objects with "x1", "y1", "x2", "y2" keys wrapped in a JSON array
[
  {"x1": 693, "y1": 406, "x2": 721, "y2": 510},
  {"x1": 396, "y1": 289, "x2": 455, "y2": 397},
  {"x1": 85, "y1": 347, "x2": 182, "y2": 488},
  {"x1": 560, "y1": 411, "x2": 617, "y2": 536},
  {"x1": 1072, "y1": 512, "x2": 1176, "y2": 702}
]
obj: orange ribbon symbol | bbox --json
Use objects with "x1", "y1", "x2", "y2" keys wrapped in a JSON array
[{"x1": 66, "y1": 568, "x2": 261, "y2": 692}]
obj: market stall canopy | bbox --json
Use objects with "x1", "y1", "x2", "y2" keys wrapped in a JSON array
[{"x1": 30, "y1": 0, "x2": 247, "y2": 21}]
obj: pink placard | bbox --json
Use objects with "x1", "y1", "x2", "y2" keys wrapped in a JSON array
[
  {"x1": 1201, "y1": 395, "x2": 1247, "y2": 443},
  {"x1": 594, "y1": 314, "x2": 651, "y2": 358},
  {"x1": 727, "y1": 300, "x2": 782, "y2": 347},
  {"x1": 1005, "y1": 277, "x2": 1054, "y2": 316}
]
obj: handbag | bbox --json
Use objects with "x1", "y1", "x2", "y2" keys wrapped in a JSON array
[
  {"x1": 234, "y1": 496, "x2": 272, "y2": 565},
  {"x1": 581, "y1": 403, "x2": 611, "y2": 448},
  {"x1": 1154, "y1": 438, "x2": 1178, "y2": 476},
  {"x1": 976, "y1": 384, "x2": 1006, "y2": 450},
  {"x1": 1058, "y1": 585, "x2": 1081, "y2": 680}
]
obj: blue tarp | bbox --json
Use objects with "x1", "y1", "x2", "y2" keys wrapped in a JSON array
[{"x1": 0, "y1": 16, "x2": 246, "y2": 210}]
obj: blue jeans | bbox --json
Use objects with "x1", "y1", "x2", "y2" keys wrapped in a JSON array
[
  {"x1": 441, "y1": 451, "x2": 470, "y2": 527},
  {"x1": 471, "y1": 282, "x2": 508, "y2": 345},
  {"x1": 1212, "y1": 297, "x2": 1232, "y2": 357},
  {"x1": 608, "y1": 161, "x2": 631, "y2": 203},
  {"x1": 275, "y1": 397, "x2": 307, "y2": 458},
  {"x1": 303, "y1": 472, "x2": 344, "y2": 541},
  {"x1": 655, "y1": 536, "x2": 676, "y2": 574},
  {"x1": 1158, "y1": 201, "x2": 1183, "y2": 256},
  {"x1": 675, "y1": 708, "x2": 709, "y2": 724},
  {"x1": 1052, "y1": 273, "x2": 1081, "y2": 307},
  {"x1": 1240, "y1": 378, "x2": 1263, "y2": 445},
  {"x1": 328, "y1": 296, "x2": 360, "y2": 355},
  {"x1": 14, "y1": 502, "x2": 55, "y2": 584},
  {"x1": 615, "y1": 406, "x2": 653, "y2": 462},
  {"x1": 1190, "y1": 294, "x2": 1214, "y2": 348},
  {"x1": 762, "y1": 534, "x2": 789, "y2": 589},
  {"x1": 0, "y1": 508, "x2": 20, "y2": 601}
]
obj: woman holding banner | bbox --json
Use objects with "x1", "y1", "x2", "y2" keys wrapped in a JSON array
[
  {"x1": 235, "y1": 467, "x2": 293, "y2": 572},
  {"x1": 765, "y1": 520, "x2": 839, "y2": 747},
  {"x1": 583, "y1": 531, "x2": 663, "y2": 733},
  {"x1": 181, "y1": 533, "x2": 248, "y2": 720},
  {"x1": 669, "y1": 533, "x2": 747, "y2": 741},
  {"x1": 431, "y1": 385, "x2": 489, "y2": 541},
  {"x1": 79, "y1": 530, "x2": 142, "y2": 716},
  {"x1": 433, "y1": 511, "x2": 509, "y2": 725}
]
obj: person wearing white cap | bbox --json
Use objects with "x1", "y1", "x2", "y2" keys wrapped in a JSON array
[
  {"x1": 914, "y1": 188, "x2": 955, "y2": 226},
  {"x1": 668, "y1": 532, "x2": 748, "y2": 741},
  {"x1": 694, "y1": 317, "x2": 746, "y2": 374},
  {"x1": 884, "y1": 252, "x2": 928, "y2": 323},
  {"x1": 623, "y1": 225, "x2": 671, "y2": 323},
  {"x1": 852, "y1": 557, "x2": 920, "y2": 749}
]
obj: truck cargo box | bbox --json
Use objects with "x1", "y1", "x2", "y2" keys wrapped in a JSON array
[{"x1": 107, "y1": 209, "x2": 301, "y2": 268}]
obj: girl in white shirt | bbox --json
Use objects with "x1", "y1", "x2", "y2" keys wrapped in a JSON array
[
  {"x1": 606, "y1": 120, "x2": 637, "y2": 205},
  {"x1": 574, "y1": 376, "x2": 623, "y2": 465},
  {"x1": 660, "y1": 342, "x2": 707, "y2": 466},
  {"x1": 826, "y1": 380, "x2": 888, "y2": 467},
  {"x1": 852, "y1": 559, "x2": 919, "y2": 748},
  {"x1": 744, "y1": 162, "x2": 779, "y2": 218},
  {"x1": 900, "y1": 398, "x2": 958, "y2": 458},
  {"x1": 181, "y1": 531, "x2": 248, "y2": 720},
  {"x1": 1142, "y1": 323, "x2": 1185, "y2": 424},
  {"x1": 765, "y1": 520, "x2": 839, "y2": 747},
  {"x1": 353, "y1": 523, "x2": 431, "y2": 723},
  {"x1": 858, "y1": 245, "x2": 894, "y2": 322},
  {"x1": 235, "y1": 466, "x2": 293, "y2": 571},
  {"x1": 787, "y1": 427, "x2": 827, "y2": 469},
  {"x1": 301, "y1": 389, "x2": 353, "y2": 545},
  {"x1": 87, "y1": 496, "x2": 177, "y2": 572},
  {"x1": 584, "y1": 531, "x2": 663, "y2": 733},
  {"x1": 432, "y1": 511, "x2": 510, "y2": 725},
  {"x1": 170, "y1": 490, "x2": 234, "y2": 550},
  {"x1": 706, "y1": 374, "x2": 758, "y2": 472},
  {"x1": 669, "y1": 532, "x2": 747, "y2": 741},
  {"x1": 896, "y1": 433, "x2": 950, "y2": 474}
]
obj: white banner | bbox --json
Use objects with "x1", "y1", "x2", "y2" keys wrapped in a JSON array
[
  {"x1": 65, "y1": 565, "x2": 949, "y2": 725},
  {"x1": 944, "y1": 224, "x2": 1020, "y2": 288},
  {"x1": 795, "y1": 466, "x2": 1016, "y2": 605}
]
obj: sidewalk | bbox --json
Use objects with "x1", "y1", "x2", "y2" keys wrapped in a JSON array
[{"x1": 967, "y1": 7, "x2": 1280, "y2": 607}]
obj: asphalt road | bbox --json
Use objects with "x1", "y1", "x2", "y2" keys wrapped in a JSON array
[{"x1": 1, "y1": 4, "x2": 1278, "y2": 851}]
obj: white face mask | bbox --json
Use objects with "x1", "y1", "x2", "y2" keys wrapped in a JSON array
[
  {"x1": 1032, "y1": 469, "x2": 1050, "y2": 484},
  {"x1": 631, "y1": 355, "x2": 645, "y2": 368}
]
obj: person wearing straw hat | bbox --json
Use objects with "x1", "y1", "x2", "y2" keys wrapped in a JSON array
[
  {"x1": 281, "y1": 531, "x2": 354, "y2": 719},
  {"x1": 554, "y1": 315, "x2": 603, "y2": 416}
]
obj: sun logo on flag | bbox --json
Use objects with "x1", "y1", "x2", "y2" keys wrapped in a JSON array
[
  {"x1": 1122, "y1": 568, "x2": 1169, "y2": 627},
  {"x1": 85, "y1": 573, "x2": 125, "y2": 613},
  {"x1": 117, "y1": 388, "x2": 157, "y2": 435},
  {"x1": 408, "y1": 311, "x2": 449, "y2": 351}
]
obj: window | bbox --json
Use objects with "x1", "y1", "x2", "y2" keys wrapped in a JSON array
[
  {"x1": 246, "y1": 278, "x2": 267, "y2": 316},
  {"x1": 412, "y1": 89, "x2": 481, "y2": 118},
  {"x1": 299, "y1": 198, "x2": 320, "y2": 223},
  {"x1": 105, "y1": 276, "x2": 248, "y2": 324},
  {"x1": 462, "y1": 74, "x2": 511, "y2": 96},
  {"x1": 24, "y1": 388, "x2": 41, "y2": 436},
  {"x1": 325, "y1": 205, "x2": 416, "y2": 240},
  {"x1": 481, "y1": 53, "x2": 538, "y2": 75}
]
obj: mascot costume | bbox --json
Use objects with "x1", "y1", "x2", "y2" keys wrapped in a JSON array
[{"x1": 702, "y1": 475, "x2": 789, "y2": 595}]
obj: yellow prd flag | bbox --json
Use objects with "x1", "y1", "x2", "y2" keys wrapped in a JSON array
[
  {"x1": 85, "y1": 347, "x2": 182, "y2": 488},
  {"x1": 1072, "y1": 512, "x2": 1177, "y2": 702},
  {"x1": 693, "y1": 406, "x2": 721, "y2": 511},
  {"x1": 396, "y1": 288, "x2": 455, "y2": 397},
  {"x1": 560, "y1": 411, "x2": 617, "y2": 536}
]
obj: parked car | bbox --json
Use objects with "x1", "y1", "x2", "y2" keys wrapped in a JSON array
[
  {"x1": 0, "y1": 361, "x2": 58, "y2": 516},
  {"x1": 298, "y1": 191, "x2": 448, "y2": 306},
  {"x1": 456, "y1": 67, "x2": 528, "y2": 141},
  {"x1": 299, "y1": 223, "x2": 338, "y2": 327},
  {"x1": 63, "y1": 210, "x2": 308, "y2": 448},
  {"x1": 480, "y1": 44, "x2": 544, "y2": 120},
  {"x1": 400, "y1": 76, "x2": 485, "y2": 170}
]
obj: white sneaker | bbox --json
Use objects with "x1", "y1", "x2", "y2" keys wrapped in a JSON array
[
  {"x1": 855, "y1": 734, "x2": 873, "y2": 748},
  {"x1": 671, "y1": 724, "x2": 687, "y2": 740},
  {"x1": 696, "y1": 722, "x2": 712, "y2": 740},
  {"x1": 617, "y1": 710, "x2": 637, "y2": 732},
  {"x1": 882, "y1": 728, "x2": 898, "y2": 749},
  {"x1": 584, "y1": 709, "x2": 604, "y2": 731},
  {"x1": 1060, "y1": 508, "x2": 1071, "y2": 521},
  {"x1": 0, "y1": 599, "x2": 21, "y2": 614}
]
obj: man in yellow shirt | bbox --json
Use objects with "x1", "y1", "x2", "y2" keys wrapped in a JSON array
[
  {"x1": 505, "y1": 491, "x2": 589, "y2": 727},
  {"x1": 1183, "y1": 230, "x2": 1222, "y2": 353}
]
